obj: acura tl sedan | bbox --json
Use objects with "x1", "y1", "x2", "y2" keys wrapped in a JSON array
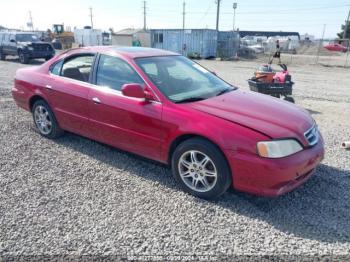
[{"x1": 12, "y1": 47, "x2": 324, "y2": 199}]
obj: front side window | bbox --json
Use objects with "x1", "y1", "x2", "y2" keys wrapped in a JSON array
[
  {"x1": 135, "y1": 56, "x2": 234, "y2": 103},
  {"x1": 61, "y1": 55, "x2": 95, "y2": 82},
  {"x1": 96, "y1": 54, "x2": 143, "y2": 91}
]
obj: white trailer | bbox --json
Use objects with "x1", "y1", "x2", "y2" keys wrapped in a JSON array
[{"x1": 74, "y1": 29, "x2": 102, "y2": 47}]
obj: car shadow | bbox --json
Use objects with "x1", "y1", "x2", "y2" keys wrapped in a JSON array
[
  {"x1": 53, "y1": 132, "x2": 350, "y2": 244},
  {"x1": 3, "y1": 57, "x2": 44, "y2": 65},
  {"x1": 306, "y1": 108, "x2": 321, "y2": 115}
]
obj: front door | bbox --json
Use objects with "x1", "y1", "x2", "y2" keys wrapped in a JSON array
[{"x1": 88, "y1": 54, "x2": 163, "y2": 160}]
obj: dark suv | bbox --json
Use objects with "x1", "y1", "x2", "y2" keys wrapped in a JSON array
[{"x1": 0, "y1": 32, "x2": 55, "y2": 64}]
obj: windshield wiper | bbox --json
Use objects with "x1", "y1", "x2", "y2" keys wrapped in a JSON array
[
  {"x1": 175, "y1": 97, "x2": 206, "y2": 103},
  {"x1": 216, "y1": 88, "x2": 234, "y2": 96}
]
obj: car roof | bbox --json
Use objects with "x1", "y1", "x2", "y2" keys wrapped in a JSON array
[{"x1": 70, "y1": 46, "x2": 179, "y2": 59}]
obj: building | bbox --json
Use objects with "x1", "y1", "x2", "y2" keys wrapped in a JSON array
[
  {"x1": 217, "y1": 31, "x2": 240, "y2": 58},
  {"x1": 151, "y1": 29, "x2": 217, "y2": 58},
  {"x1": 111, "y1": 29, "x2": 151, "y2": 47},
  {"x1": 150, "y1": 29, "x2": 239, "y2": 59}
]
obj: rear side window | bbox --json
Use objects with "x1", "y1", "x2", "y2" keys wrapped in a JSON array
[
  {"x1": 96, "y1": 54, "x2": 143, "y2": 91},
  {"x1": 61, "y1": 55, "x2": 95, "y2": 82},
  {"x1": 50, "y1": 60, "x2": 63, "y2": 75}
]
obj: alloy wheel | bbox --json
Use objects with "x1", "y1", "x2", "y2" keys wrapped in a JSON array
[
  {"x1": 34, "y1": 105, "x2": 52, "y2": 135},
  {"x1": 178, "y1": 150, "x2": 218, "y2": 192}
]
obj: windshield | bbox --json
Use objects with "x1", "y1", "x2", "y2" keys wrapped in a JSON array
[
  {"x1": 135, "y1": 56, "x2": 234, "y2": 103},
  {"x1": 15, "y1": 34, "x2": 39, "y2": 42}
]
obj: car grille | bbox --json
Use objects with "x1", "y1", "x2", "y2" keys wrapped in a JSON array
[
  {"x1": 33, "y1": 44, "x2": 53, "y2": 52},
  {"x1": 304, "y1": 125, "x2": 318, "y2": 146}
]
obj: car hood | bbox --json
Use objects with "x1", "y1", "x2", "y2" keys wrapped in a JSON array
[{"x1": 186, "y1": 89, "x2": 313, "y2": 145}]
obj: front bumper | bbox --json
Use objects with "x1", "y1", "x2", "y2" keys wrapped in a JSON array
[
  {"x1": 23, "y1": 49, "x2": 55, "y2": 58},
  {"x1": 225, "y1": 136, "x2": 325, "y2": 197}
]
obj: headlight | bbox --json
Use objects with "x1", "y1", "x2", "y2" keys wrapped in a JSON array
[
  {"x1": 27, "y1": 46, "x2": 34, "y2": 51},
  {"x1": 257, "y1": 139, "x2": 303, "y2": 158}
]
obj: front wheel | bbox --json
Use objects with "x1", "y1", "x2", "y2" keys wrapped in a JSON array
[
  {"x1": 18, "y1": 50, "x2": 29, "y2": 64},
  {"x1": 171, "y1": 138, "x2": 232, "y2": 200},
  {"x1": 32, "y1": 100, "x2": 64, "y2": 139}
]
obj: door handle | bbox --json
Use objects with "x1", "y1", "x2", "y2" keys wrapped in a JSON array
[
  {"x1": 92, "y1": 97, "x2": 101, "y2": 104},
  {"x1": 45, "y1": 84, "x2": 53, "y2": 90}
]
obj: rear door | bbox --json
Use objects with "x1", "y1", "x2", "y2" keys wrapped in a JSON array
[
  {"x1": 87, "y1": 54, "x2": 163, "y2": 160},
  {"x1": 44, "y1": 53, "x2": 96, "y2": 136}
]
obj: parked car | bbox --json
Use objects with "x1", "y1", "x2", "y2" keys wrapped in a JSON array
[
  {"x1": 0, "y1": 32, "x2": 55, "y2": 64},
  {"x1": 12, "y1": 47, "x2": 324, "y2": 199},
  {"x1": 324, "y1": 43, "x2": 348, "y2": 52}
]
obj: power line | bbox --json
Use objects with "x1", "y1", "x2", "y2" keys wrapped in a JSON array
[
  {"x1": 196, "y1": 3, "x2": 214, "y2": 27},
  {"x1": 185, "y1": 4, "x2": 350, "y2": 15}
]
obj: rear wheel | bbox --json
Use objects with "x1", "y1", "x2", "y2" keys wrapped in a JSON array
[
  {"x1": 18, "y1": 50, "x2": 29, "y2": 64},
  {"x1": 171, "y1": 138, "x2": 232, "y2": 199},
  {"x1": 32, "y1": 100, "x2": 64, "y2": 139}
]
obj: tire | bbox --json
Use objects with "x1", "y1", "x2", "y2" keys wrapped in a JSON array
[
  {"x1": 0, "y1": 49, "x2": 5, "y2": 60},
  {"x1": 18, "y1": 50, "x2": 29, "y2": 64},
  {"x1": 171, "y1": 138, "x2": 232, "y2": 200},
  {"x1": 284, "y1": 96, "x2": 295, "y2": 103},
  {"x1": 32, "y1": 100, "x2": 64, "y2": 139}
]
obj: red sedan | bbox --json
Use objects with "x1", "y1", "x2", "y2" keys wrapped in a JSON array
[
  {"x1": 324, "y1": 43, "x2": 348, "y2": 52},
  {"x1": 12, "y1": 47, "x2": 324, "y2": 199}
]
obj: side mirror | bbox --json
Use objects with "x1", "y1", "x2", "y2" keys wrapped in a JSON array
[
  {"x1": 10, "y1": 39, "x2": 16, "y2": 43},
  {"x1": 121, "y1": 83, "x2": 146, "y2": 99}
]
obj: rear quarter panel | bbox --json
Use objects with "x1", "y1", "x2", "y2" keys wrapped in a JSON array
[{"x1": 12, "y1": 66, "x2": 50, "y2": 111}]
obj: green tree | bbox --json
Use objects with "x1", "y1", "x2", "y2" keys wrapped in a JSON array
[{"x1": 337, "y1": 21, "x2": 350, "y2": 39}]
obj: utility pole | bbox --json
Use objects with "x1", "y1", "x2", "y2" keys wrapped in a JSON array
[
  {"x1": 28, "y1": 11, "x2": 34, "y2": 31},
  {"x1": 143, "y1": 1, "x2": 147, "y2": 30},
  {"x1": 215, "y1": 0, "x2": 221, "y2": 31},
  {"x1": 343, "y1": 9, "x2": 350, "y2": 39},
  {"x1": 89, "y1": 7, "x2": 94, "y2": 29},
  {"x1": 233, "y1": 3, "x2": 237, "y2": 31},
  {"x1": 182, "y1": 1, "x2": 186, "y2": 30},
  {"x1": 316, "y1": 24, "x2": 326, "y2": 64}
]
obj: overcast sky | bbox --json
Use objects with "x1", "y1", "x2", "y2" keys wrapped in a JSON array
[{"x1": 0, "y1": 0, "x2": 349, "y2": 38}]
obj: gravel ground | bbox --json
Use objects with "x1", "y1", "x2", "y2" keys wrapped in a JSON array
[{"x1": 0, "y1": 56, "x2": 349, "y2": 260}]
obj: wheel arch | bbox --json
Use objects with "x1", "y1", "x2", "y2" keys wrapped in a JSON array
[
  {"x1": 167, "y1": 134, "x2": 231, "y2": 171},
  {"x1": 29, "y1": 95, "x2": 47, "y2": 111}
]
